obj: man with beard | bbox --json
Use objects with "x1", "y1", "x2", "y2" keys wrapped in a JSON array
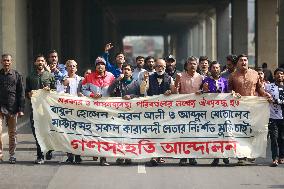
[
  {"x1": 144, "y1": 56, "x2": 156, "y2": 75},
  {"x1": 132, "y1": 56, "x2": 146, "y2": 85},
  {"x1": 140, "y1": 59, "x2": 174, "y2": 166},
  {"x1": 265, "y1": 68, "x2": 284, "y2": 167},
  {"x1": 26, "y1": 54, "x2": 55, "y2": 164},
  {"x1": 228, "y1": 54, "x2": 271, "y2": 165},
  {"x1": 174, "y1": 56, "x2": 203, "y2": 166},
  {"x1": 81, "y1": 57, "x2": 115, "y2": 166},
  {"x1": 165, "y1": 55, "x2": 180, "y2": 80},
  {"x1": 198, "y1": 56, "x2": 210, "y2": 77},
  {"x1": 201, "y1": 61, "x2": 230, "y2": 166},
  {"x1": 0, "y1": 54, "x2": 25, "y2": 164},
  {"x1": 102, "y1": 43, "x2": 125, "y2": 78},
  {"x1": 46, "y1": 50, "x2": 67, "y2": 83}
]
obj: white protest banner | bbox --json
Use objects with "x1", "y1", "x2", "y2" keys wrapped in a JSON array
[{"x1": 31, "y1": 89, "x2": 269, "y2": 159}]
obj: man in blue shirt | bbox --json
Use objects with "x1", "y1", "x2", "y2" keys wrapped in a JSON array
[{"x1": 102, "y1": 43, "x2": 125, "y2": 78}]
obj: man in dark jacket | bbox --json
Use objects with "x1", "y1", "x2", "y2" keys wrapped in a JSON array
[
  {"x1": 109, "y1": 63, "x2": 141, "y2": 165},
  {"x1": 26, "y1": 54, "x2": 55, "y2": 164},
  {"x1": 140, "y1": 59, "x2": 174, "y2": 166},
  {"x1": 0, "y1": 54, "x2": 25, "y2": 164}
]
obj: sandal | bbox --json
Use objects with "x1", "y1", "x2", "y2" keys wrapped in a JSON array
[
  {"x1": 279, "y1": 159, "x2": 284, "y2": 164},
  {"x1": 158, "y1": 157, "x2": 165, "y2": 163},
  {"x1": 9, "y1": 157, "x2": 16, "y2": 164},
  {"x1": 150, "y1": 158, "x2": 158, "y2": 166},
  {"x1": 270, "y1": 160, "x2": 278, "y2": 167}
]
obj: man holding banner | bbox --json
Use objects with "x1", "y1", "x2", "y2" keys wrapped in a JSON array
[
  {"x1": 81, "y1": 56, "x2": 115, "y2": 166},
  {"x1": 109, "y1": 63, "x2": 141, "y2": 165},
  {"x1": 228, "y1": 54, "x2": 271, "y2": 165},
  {"x1": 174, "y1": 56, "x2": 203, "y2": 166},
  {"x1": 140, "y1": 58, "x2": 174, "y2": 166},
  {"x1": 201, "y1": 60, "x2": 230, "y2": 166},
  {"x1": 26, "y1": 54, "x2": 55, "y2": 164}
]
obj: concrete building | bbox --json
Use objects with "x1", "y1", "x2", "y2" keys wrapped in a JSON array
[{"x1": 0, "y1": 0, "x2": 282, "y2": 77}]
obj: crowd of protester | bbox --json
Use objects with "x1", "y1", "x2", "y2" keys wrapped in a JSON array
[{"x1": 0, "y1": 42, "x2": 283, "y2": 168}]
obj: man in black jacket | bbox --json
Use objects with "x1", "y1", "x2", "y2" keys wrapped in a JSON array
[
  {"x1": 26, "y1": 54, "x2": 55, "y2": 164},
  {"x1": 0, "y1": 54, "x2": 25, "y2": 164}
]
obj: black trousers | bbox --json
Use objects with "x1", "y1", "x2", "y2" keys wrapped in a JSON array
[
  {"x1": 268, "y1": 119, "x2": 284, "y2": 161},
  {"x1": 30, "y1": 113, "x2": 44, "y2": 159}
]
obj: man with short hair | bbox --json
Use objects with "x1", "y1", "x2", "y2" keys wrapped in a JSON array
[
  {"x1": 26, "y1": 54, "x2": 55, "y2": 164},
  {"x1": 102, "y1": 43, "x2": 125, "y2": 78},
  {"x1": 198, "y1": 56, "x2": 210, "y2": 77},
  {"x1": 228, "y1": 54, "x2": 271, "y2": 165},
  {"x1": 0, "y1": 54, "x2": 25, "y2": 164},
  {"x1": 109, "y1": 63, "x2": 141, "y2": 165},
  {"x1": 81, "y1": 56, "x2": 115, "y2": 166},
  {"x1": 265, "y1": 68, "x2": 284, "y2": 167},
  {"x1": 46, "y1": 50, "x2": 68, "y2": 103},
  {"x1": 144, "y1": 56, "x2": 155, "y2": 75},
  {"x1": 202, "y1": 61, "x2": 229, "y2": 166},
  {"x1": 132, "y1": 56, "x2": 146, "y2": 85},
  {"x1": 174, "y1": 56, "x2": 203, "y2": 166},
  {"x1": 46, "y1": 50, "x2": 67, "y2": 82}
]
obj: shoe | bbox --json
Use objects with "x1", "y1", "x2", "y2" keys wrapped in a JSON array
[
  {"x1": 211, "y1": 158, "x2": 219, "y2": 166},
  {"x1": 188, "y1": 158, "x2": 197, "y2": 165},
  {"x1": 65, "y1": 157, "x2": 74, "y2": 164},
  {"x1": 223, "y1": 158, "x2": 230, "y2": 165},
  {"x1": 247, "y1": 158, "x2": 256, "y2": 163},
  {"x1": 124, "y1": 159, "x2": 132, "y2": 165},
  {"x1": 100, "y1": 158, "x2": 110, "y2": 166},
  {"x1": 35, "y1": 158, "x2": 44, "y2": 164},
  {"x1": 74, "y1": 155, "x2": 82, "y2": 164},
  {"x1": 116, "y1": 158, "x2": 124, "y2": 165},
  {"x1": 157, "y1": 157, "x2": 165, "y2": 163},
  {"x1": 9, "y1": 157, "x2": 16, "y2": 164},
  {"x1": 270, "y1": 160, "x2": 278, "y2": 167},
  {"x1": 179, "y1": 158, "x2": 187, "y2": 166},
  {"x1": 66, "y1": 153, "x2": 74, "y2": 164},
  {"x1": 237, "y1": 159, "x2": 246, "y2": 166},
  {"x1": 150, "y1": 158, "x2": 158, "y2": 166},
  {"x1": 93, "y1": 157, "x2": 98, "y2": 161},
  {"x1": 46, "y1": 150, "x2": 53, "y2": 160}
]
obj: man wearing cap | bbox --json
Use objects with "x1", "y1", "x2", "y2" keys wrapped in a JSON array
[
  {"x1": 81, "y1": 56, "x2": 115, "y2": 166},
  {"x1": 165, "y1": 55, "x2": 180, "y2": 80},
  {"x1": 102, "y1": 43, "x2": 125, "y2": 78}
]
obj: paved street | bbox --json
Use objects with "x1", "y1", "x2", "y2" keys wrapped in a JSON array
[{"x1": 0, "y1": 121, "x2": 284, "y2": 189}]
